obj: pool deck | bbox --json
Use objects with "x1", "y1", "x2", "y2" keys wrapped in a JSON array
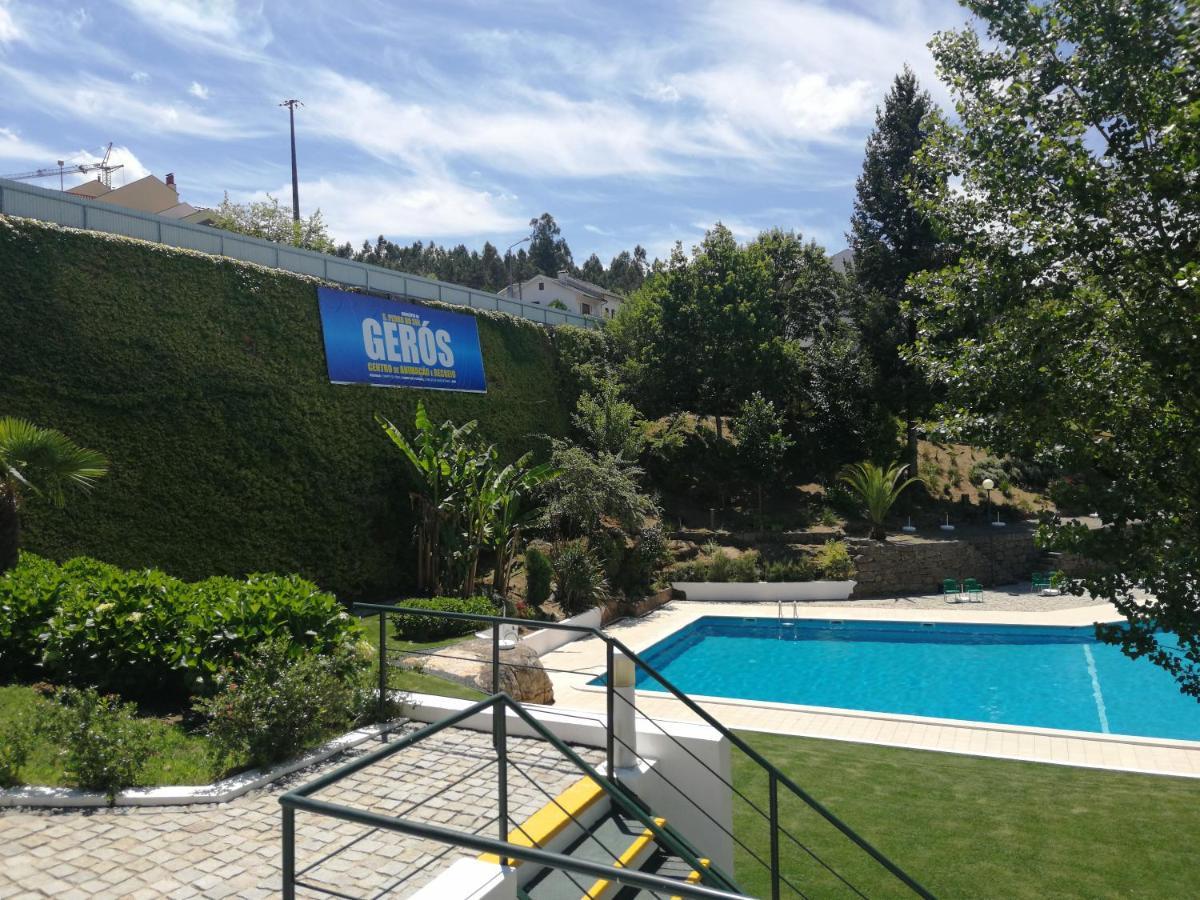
[{"x1": 540, "y1": 593, "x2": 1200, "y2": 779}]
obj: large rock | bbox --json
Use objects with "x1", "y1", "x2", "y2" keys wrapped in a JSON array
[{"x1": 400, "y1": 637, "x2": 554, "y2": 705}]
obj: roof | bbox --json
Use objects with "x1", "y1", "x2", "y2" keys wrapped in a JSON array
[
  {"x1": 66, "y1": 179, "x2": 110, "y2": 198},
  {"x1": 552, "y1": 271, "x2": 624, "y2": 303}
]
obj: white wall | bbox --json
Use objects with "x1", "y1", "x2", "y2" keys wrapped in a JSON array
[
  {"x1": 520, "y1": 607, "x2": 602, "y2": 656},
  {"x1": 672, "y1": 580, "x2": 857, "y2": 601},
  {"x1": 503, "y1": 277, "x2": 619, "y2": 318}
]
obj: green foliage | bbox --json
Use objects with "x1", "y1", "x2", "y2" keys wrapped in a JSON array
[
  {"x1": 542, "y1": 441, "x2": 657, "y2": 537},
  {"x1": 0, "y1": 552, "x2": 63, "y2": 678},
  {"x1": 0, "y1": 707, "x2": 31, "y2": 787},
  {"x1": 732, "y1": 392, "x2": 794, "y2": 527},
  {"x1": 194, "y1": 637, "x2": 371, "y2": 768},
  {"x1": 573, "y1": 377, "x2": 646, "y2": 459},
  {"x1": 4, "y1": 554, "x2": 360, "y2": 700},
  {"x1": 909, "y1": 1, "x2": 1200, "y2": 692},
  {"x1": 528, "y1": 212, "x2": 574, "y2": 276},
  {"x1": 0, "y1": 216, "x2": 572, "y2": 599},
  {"x1": 0, "y1": 416, "x2": 108, "y2": 572},
  {"x1": 839, "y1": 461, "x2": 922, "y2": 540},
  {"x1": 523, "y1": 546, "x2": 554, "y2": 607},
  {"x1": 813, "y1": 540, "x2": 856, "y2": 580},
  {"x1": 763, "y1": 556, "x2": 817, "y2": 582},
  {"x1": 390, "y1": 596, "x2": 496, "y2": 642},
  {"x1": 594, "y1": 525, "x2": 668, "y2": 600},
  {"x1": 51, "y1": 687, "x2": 150, "y2": 802},
  {"x1": 209, "y1": 192, "x2": 335, "y2": 253},
  {"x1": 969, "y1": 459, "x2": 1010, "y2": 492},
  {"x1": 551, "y1": 540, "x2": 609, "y2": 614}
]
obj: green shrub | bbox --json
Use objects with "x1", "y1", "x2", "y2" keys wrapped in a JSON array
[
  {"x1": 194, "y1": 637, "x2": 371, "y2": 768},
  {"x1": 34, "y1": 557, "x2": 361, "y2": 700},
  {"x1": 763, "y1": 557, "x2": 818, "y2": 582},
  {"x1": 813, "y1": 540, "x2": 856, "y2": 580},
  {"x1": 706, "y1": 549, "x2": 762, "y2": 583},
  {"x1": 52, "y1": 687, "x2": 150, "y2": 802},
  {"x1": 391, "y1": 596, "x2": 496, "y2": 643},
  {"x1": 552, "y1": 540, "x2": 609, "y2": 614},
  {"x1": 0, "y1": 553, "x2": 64, "y2": 678},
  {"x1": 524, "y1": 547, "x2": 553, "y2": 607},
  {"x1": 0, "y1": 713, "x2": 31, "y2": 787},
  {"x1": 619, "y1": 526, "x2": 669, "y2": 598}
]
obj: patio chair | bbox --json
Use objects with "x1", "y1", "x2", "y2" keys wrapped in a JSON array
[
  {"x1": 963, "y1": 578, "x2": 983, "y2": 601},
  {"x1": 1031, "y1": 571, "x2": 1052, "y2": 593},
  {"x1": 942, "y1": 578, "x2": 962, "y2": 602}
]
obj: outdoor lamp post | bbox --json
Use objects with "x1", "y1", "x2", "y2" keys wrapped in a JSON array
[
  {"x1": 505, "y1": 236, "x2": 531, "y2": 301},
  {"x1": 982, "y1": 477, "x2": 995, "y2": 522}
]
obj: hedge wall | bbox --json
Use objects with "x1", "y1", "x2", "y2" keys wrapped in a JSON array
[{"x1": 0, "y1": 216, "x2": 573, "y2": 599}]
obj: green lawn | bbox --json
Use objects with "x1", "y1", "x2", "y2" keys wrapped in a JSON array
[
  {"x1": 731, "y1": 731, "x2": 1200, "y2": 899},
  {"x1": 360, "y1": 613, "x2": 487, "y2": 702},
  {"x1": 0, "y1": 685, "x2": 225, "y2": 787}
]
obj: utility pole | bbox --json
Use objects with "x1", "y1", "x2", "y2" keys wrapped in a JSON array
[{"x1": 279, "y1": 99, "x2": 303, "y2": 222}]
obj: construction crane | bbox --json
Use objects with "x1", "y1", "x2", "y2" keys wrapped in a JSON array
[{"x1": 1, "y1": 142, "x2": 124, "y2": 190}]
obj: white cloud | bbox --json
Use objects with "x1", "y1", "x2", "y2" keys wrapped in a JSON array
[
  {"x1": 0, "y1": 0, "x2": 21, "y2": 44},
  {"x1": 267, "y1": 171, "x2": 525, "y2": 244},
  {"x1": 188, "y1": 81, "x2": 209, "y2": 100},
  {"x1": 118, "y1": 0, "x2": 272, "y2": 56},
  {"x1": 131, "y1": 70, "x2": 149, "y2": 83},
  {"x1": 0, "y1": 127, "x2": 52, "y2": 162},
  {"x1": 0, "y1": 66, "x2": 252, "y2": 139},
  {"x1": 64, "y1": 145, "x2": 152, "y2": 188}
]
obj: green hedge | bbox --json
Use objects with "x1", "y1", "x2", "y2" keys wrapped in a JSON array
[
  {"x1": 391, "y1": 596, "x2": 497, "y2": 642},
  {"x1": 0, "y1": 552, "x2": 362, "y2": 700},
  {"x1": 0, "y1": 216, "x2": 573, "y2": 598}
]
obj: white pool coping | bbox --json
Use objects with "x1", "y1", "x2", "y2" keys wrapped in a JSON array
[{"x1": 539, "y1": 600, "x2": 1200, "y2": 779}]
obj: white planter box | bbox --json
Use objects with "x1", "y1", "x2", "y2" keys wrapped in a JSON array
[
  {"x1": 671, "y1": 581, "x2": 857, "y2": 602},
  {"x1": 521, "y1": 606, "x2": 603, "y2": 656}
]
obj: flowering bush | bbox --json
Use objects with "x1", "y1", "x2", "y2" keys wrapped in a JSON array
[
  {"x1": 51, "y1": 687, "x2": 150, "y2": 803},
  {"x1": 0, "y1": 553, "x2": 64, "y2": 679}
]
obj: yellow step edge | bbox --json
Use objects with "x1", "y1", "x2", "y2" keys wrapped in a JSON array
[
  {"x1": 670, "y1": 858, "x2": 711, "y2": 900},
  {"x1": 580, "y1": 817, "x2": 667, "y2": 900},
  {"x1": 478, "y1": 776, "x2": 605, "y2": 866}
]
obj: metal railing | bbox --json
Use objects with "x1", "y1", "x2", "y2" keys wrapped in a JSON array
[
  {"x1": 0, "y1": 177, "x2": 599, "y2": 330},
  {"x1": 358, "y1": 603, "x2": 936, "y2": 899},
  {"x1": 280, "y1": 692, "x2": 749, "y2": 899}
]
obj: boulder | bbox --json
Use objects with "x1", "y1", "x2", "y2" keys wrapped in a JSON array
[{"x1": 399, "y1": 637, "x2": 554, "y2": 705}]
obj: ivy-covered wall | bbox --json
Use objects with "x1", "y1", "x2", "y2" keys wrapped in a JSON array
[{"x1": 0, "y1": 216, "x2": 573, "y2": 600}]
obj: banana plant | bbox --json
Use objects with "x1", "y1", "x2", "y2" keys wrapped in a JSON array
[{"x1": 487, "y1": 454, "x2": 561, "y2": 602}]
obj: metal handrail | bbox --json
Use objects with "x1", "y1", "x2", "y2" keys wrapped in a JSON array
[
  {"x1": 358, "y1": 602, "x2": 935, "y2": 899},
  {"x1": 280, "y1": 692, "x2": 748, "y2": 899}
]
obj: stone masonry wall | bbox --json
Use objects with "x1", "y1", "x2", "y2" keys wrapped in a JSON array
[{"x1": 849, "y1": 528, "x2": 1047, "y2": 597}]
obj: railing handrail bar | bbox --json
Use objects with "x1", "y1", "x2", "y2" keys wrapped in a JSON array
[
  {"x1": 356, "y1": 601, "x2": 607, "y2": 635},
  {"x1": 282, "y1": 792, "x2": 750, "y2": 899},
  {"x1": 360, "y1": 603, "x2": 934, "y2": 898}
]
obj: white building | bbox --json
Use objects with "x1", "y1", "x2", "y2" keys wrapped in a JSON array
[{"x1": 498, "y1": 271, "x2": 624, "y2": 319}]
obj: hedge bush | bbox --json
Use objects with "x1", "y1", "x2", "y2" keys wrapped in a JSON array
[
  {"x1": 390, "y1": 596, "x2": 497, "y2": 643},
  {"x1": 0, "y1": 215, "x2": 573, "y2": 599},
  {"x1": 3, "y1": 553, "x2": 362, "y2": 700},
  {"x1": 523, "y1": 547, "x2": 554, "y2": 607}
]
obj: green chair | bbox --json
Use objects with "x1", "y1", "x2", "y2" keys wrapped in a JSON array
[
  {"x1": 942, "y1": 578, "x2": 961, "y2": 601},
  {"x1": 1032, "y1": 571, "x2": 1052, "y2": 592},
  {"x1": 963, "y1": 577, "x2": 983, "y2": 601}
]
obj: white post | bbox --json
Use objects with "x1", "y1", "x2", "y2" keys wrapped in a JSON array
[{"x1": 612, "y1": 651, "x2": 637, "y2": 770}]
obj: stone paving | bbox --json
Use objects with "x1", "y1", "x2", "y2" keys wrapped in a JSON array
[{"x1": 0, "y1": 723, "x2": 604, "y2": 899}]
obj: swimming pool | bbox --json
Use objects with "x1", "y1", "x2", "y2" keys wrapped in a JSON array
[{"x1": 600, "y1": 617, "x2": 1200, "y2": 742}]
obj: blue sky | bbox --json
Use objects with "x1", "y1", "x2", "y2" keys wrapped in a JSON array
[{"x1": 0, "y1": 0, "x2": 969, "y2": 261}]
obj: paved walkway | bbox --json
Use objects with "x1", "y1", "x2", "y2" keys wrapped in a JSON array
[
  {"x1": 540, "y1": 593, "x2": 1200, "y2": 779},
  {"x1": 0, "y1": 724, "x2": 603, "y2": 899}
]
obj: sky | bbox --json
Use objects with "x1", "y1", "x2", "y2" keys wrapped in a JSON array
[{"x1": 0, "y1": 0, "x2": 971, "y2": 262}]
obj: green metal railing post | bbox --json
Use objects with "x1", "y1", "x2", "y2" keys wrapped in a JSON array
[
  {"x1": 605, "y1": 642, "x2": 615, "y2": 777},
  {"x1": 492, "y1": 620, "x2": 501, "y2": 694},
  {"x1": 282, "y1": 805, "x2": 295, "y2": 900},
  {"x1": 494, "y1": 697, "x2": 508, "y2": 845},
  {"x1": 377, "y1": 611, "x2": 387, "y2": 731},
  {"x1": 769, "y1": 771, "x2": 780, "y2": 900}
]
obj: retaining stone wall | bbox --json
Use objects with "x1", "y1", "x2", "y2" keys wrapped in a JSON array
[{"x1": 849, "y1": 529, "x2": 1047, "y2": 597}]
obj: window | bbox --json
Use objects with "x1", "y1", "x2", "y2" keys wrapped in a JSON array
[
  {"x1": 538, "y1": 282, "x2": 544, "y2": 290},
  {"x1": 581, "y1": 303, "x2": 592, "y2": 316}
]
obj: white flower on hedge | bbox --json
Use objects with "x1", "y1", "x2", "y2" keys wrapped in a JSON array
[
  {"x1": 127, "y1": 611, "x2": 143, "y2": 623},
  {"x1": 95, "y1": 602, "x2": 115, "y2": 613}
]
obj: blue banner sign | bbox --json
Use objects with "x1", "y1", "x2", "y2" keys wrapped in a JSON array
[{"x1": 317, "y1": 287, "x2": 487, "y2": 393}]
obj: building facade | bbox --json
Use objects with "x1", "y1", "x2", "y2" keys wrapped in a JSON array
[{"x1": 498, "y1": 271, "x2": 624, "y2": 319}]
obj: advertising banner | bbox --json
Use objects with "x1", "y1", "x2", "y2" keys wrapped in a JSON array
[{"x1": 317, "y1": 287, "x2": 487, "y2": 393}]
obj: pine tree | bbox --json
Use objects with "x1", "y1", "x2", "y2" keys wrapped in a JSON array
[
  {"x1": 528, "y1": 212, "x2": 574, "y2": 276},
  {"x1": 849, "y1": 65, "x2": 947, "y2": 471}
]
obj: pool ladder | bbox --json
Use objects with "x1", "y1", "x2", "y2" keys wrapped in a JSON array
[{"x1": 777, "y1": 598, "x2": 797, "y2": 622}]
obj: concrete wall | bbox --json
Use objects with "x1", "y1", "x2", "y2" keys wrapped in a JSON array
[
  {"x1": 520, "y1": 607, "x2": 603, "y2": 656},
  {"x1": 849, "y1": 527, "x2": 1046, "y2": 596}
]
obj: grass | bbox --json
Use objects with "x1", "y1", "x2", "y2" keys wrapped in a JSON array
[
  {"x1": 731, "y1": 731, "x2": 1200, "y2": 899},
  {"x1": 0, "y1": 685, "x2": 225, "y2": 787},
  {"x1": 360, "y1": 613, "x2": 487, "y2": 702}
]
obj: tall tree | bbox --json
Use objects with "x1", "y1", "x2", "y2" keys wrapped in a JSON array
[
  {"x1": 910, "y1": 1, "x2": 1200, "y2": 695},
  {"x1": 528, "y1": 212, "x2": 574, "y2": 276},
  {"x1": 849, "y1": 66, "x2": 947, "y2": 472},
  {"x1": 209, "y1": 193, "x2": 335, "y2": 253}
]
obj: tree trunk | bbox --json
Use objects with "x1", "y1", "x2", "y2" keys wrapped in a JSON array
[
  {"x1": 904, "y1": 417, "x2": 919, "y2": 476},
  {"x1": 0, "y1": 484, "x2": 19, "y2": 573},
  {"x1": 715, "y1": 415, "x2": 723, "y2": 439}
]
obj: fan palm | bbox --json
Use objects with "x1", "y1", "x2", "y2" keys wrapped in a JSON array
[
  {"x1": 0, "y1": 417, "x2": 108, "y2": 572},
  {"x1": 839, "y1": 461, "x2": 922, "y2": 540}
]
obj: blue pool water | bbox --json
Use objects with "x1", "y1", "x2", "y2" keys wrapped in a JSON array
[{"x1": 598, "y1": 617, "x2": 1200, "y2": 742}]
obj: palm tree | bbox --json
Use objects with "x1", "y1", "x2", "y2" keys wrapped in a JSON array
[
  {"x1": 839, "y1": 461, "x2": 922, "y2": 540},
  {"x1": 0, "y1": 418, "x2": 108, "y2": 572}
]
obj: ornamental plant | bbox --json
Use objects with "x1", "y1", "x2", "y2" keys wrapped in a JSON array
[
  {"x1": 839, "y1": 461, "x2": 921, "y2": 540},
  {"x1": 53, "y1": 687, "x2": 150, "y2": 803}
]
